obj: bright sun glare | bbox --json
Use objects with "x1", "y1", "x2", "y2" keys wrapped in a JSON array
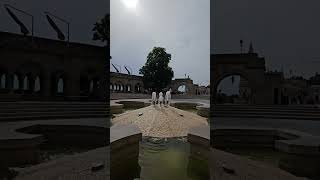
[{"x1": 121, "y1": 0, "x2": 139, "y2": 10}]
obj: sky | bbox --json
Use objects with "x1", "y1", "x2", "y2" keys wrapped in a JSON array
[
  {"x1": 111, "y1": 0, "x2": 210, "y2": 86},
  {"x1": 212, "y1": 0, "x2": 320, "y2": 79},
  {"x1": 0, "y1": 0, "x2": 109, "y2": 46}
]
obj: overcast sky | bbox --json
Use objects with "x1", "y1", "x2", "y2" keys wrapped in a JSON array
[
  {"x1": 0, "y1": 0, "x2": 109, "y2": 46},
  {"x1": 111, "y1": 0, "x2": 210, "y2": 86},
  {"x1": 212, "y1": 0, "x2": 320, "y2": 79}
]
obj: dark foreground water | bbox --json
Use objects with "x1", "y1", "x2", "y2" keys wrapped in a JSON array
[{"x1": 136, "y1": 137, "x2": 209, "y2": 180}]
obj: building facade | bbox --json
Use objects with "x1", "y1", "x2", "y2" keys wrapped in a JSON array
[{"x1": 0, "y1": 32, "x2": 107, "y2": 101}]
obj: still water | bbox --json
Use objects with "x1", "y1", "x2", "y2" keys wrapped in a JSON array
[{"x1": 135, "y1": 137, "x2": 209, "y2": 180}]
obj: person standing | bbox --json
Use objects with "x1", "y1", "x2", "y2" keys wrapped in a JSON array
[
  {"x1": 165, "y1": 89, "x2": 172, "y2": 106},
  {"x1": 151, "y1": 91, "x2": 157, "y2": 106},
  {"x1": 158, "y1": 91, "x2": 164, "y2": 107}
]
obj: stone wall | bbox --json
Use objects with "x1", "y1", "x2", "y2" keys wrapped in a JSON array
[{"x1": 0, "y1": 31, "x2": 107, "y2": 101}]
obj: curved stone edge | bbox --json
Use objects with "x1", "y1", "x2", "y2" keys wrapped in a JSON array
[
  {"x1": 111, "y1": 100, "x2": 150, "y2": 114},
  {"x1": 110, "y1": 124, "x2": 142, "y2": 179},
  {"x1": 187, "y1": 126, "x2": 210, "y2": 163},
  {"x1": 196, "y1": 105, "x2": 210, "y2": 117},
  {"x1": 188, "y1": 125, "x2": 210, "y2": 147},
  {"x1": 0, "y1": 123, "x2": 108, "y2": 167},
  {"x1": 111, "y1": 99, "x2": 211, "y2": 118},
  {"x1": 211, "y1": 127, "x2": 320, "y2": 156},
  {"x1": 14, "y1": 146, "x2": 109, "y2": 180}
]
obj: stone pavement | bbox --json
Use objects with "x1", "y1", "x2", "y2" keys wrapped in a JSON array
[
  {"x1": 213, "y1": 117, "x2": 320, "y2": 136},
  {"x1": 209, "y1": 148, "x2": 306, "y2": 180},
  {"x1": 0, "y1": 118, "x2": 107, "y2": 141},
  {"x1": 14, "y1": 146, "x2": 109, "y2": 180},
  {"x1": 112, "y1": 105, "x2": 208, "y2": 137}
]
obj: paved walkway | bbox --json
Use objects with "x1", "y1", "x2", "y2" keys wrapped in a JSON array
[
  {"x1": 111, "y1": 98, "x2": 210, "y2": 106},
  {"x1": 112, "y1": 105, "x2": 208, "y2": 137},
  {"x1": 0, "y1": 118, "x2": 107, "y2": 141},
  {"x1": 213, "y1": 117, "x2": 320, "y2": 136},
  {"x1": 210, "y1": 148, "x2": 306, "y2": 180},
  {"x1": 14, "y1": 147, "x2": 109, "y2": 180}
]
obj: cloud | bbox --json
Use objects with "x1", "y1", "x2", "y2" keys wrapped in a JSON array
[{"x1": 111, "y1": 0, "x2": 210, "y2": 85}]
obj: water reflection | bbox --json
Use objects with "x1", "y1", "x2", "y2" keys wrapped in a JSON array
[{"x1": 118, "y1": 137, "x2": 209, "y2": 180}]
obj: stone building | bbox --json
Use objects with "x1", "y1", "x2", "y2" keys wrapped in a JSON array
[
  {"x1": 110, "y1": 71, "x2": 208, "y2": 95},
  {"x1": 0, "y1": 31, "x2": 107, "y2": 101},
  {"x1": 211, "y1": 52, "x2": 312, "y2": 105},
  {"x1": 110, "y1": 72, "x2": 144, "y2": 93},
  {"x1": 309, "y1": 73, "x2": 320, "y2": 104}
]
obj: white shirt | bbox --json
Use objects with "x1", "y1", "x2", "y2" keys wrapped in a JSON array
[
  {"x1": 159, "y1": 92, "x2": 164, "y2": 102},
  {"x1": 152, "y1": 92, "x2": 157, "y2": 101},
  {"x1": 165, "y1": 91, "x2": 171, "y2": 101}
]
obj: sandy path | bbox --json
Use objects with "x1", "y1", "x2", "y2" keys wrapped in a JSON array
[{"x1": 111, "y1": 105, "x2": 208, "y2": 137}]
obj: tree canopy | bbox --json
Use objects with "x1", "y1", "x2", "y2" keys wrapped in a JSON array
[
  {"x1": 92, "y1": 14, "x2": 110, "y2": 44},
  {"x1": 139, "y1": 47, "x2": 174, "y2": 92}
]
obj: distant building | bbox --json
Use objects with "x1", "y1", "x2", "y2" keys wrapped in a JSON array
[
  {"x1": 110, "y1": 72, "x2": 209, "y2": 95},
  {"x1": 0, "y1": 31, "x2": 107, "y2": 101},
  {"x1": 211, "y1": 52, "x2": 314, "y2": 105},
  {"x1": 309, "y1": 73, "x2": 320, "y2": 104}
]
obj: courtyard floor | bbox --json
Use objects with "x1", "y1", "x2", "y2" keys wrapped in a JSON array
[{"x1": 112, "y1": 105, "x2": 208, "y2": 137}]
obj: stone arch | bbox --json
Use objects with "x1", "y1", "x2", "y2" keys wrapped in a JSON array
[
  {"x1": 52, "y1": 70, "x2": 66, "y2": 95},
  {"x1": 57, "y1": 77, "x2": 64, "y2": 94},
  {"x1": 126, "y1": 84, "x2": 132, "y2": 92},
  {"x1": 88, "y1": 77, "x2": 101, "y2": 98},
  {"x1": 213, "y1": 71, "x2": 250, "y2": 94},
  {"x1": 214, "y1": 73, "x2": 251, "y2": 104},
  {"x1": 177, "y1": 83, "x2": 188, "y2": 94},
  {"x1": 0, "y1": 73, "x2": 6, "y2": 89},
  {"x1": 23, "y1": 75, "x2": 30, "y2": 91},
  {"x1": 89, "y1": 79, "x2": 94, "y2": 93},
  {"x1": 171, "y1": 79, "x2": 195, "y2": 95},
  {"x1": 115, "y1": 81, "x2": 122, "y2": 92},
  {"x1": 13, "y1": 73, "x2": 20, "y2": 90},
  {"x1": 120, "y1": 84, "x2": 124, "y2": 92},
  {"x1": 34, "y1": 76, "x2": 41, "y2": 92},
  {"x1": 135, "y1": 83, "x2": 142, "y2": 93},
  {"x1": 211, "y1": 53, "x2": 268, "y2": 104}
]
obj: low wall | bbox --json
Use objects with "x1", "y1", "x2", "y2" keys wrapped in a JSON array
[
  {"x1": 0, "y1": 124, "x2": 108, "y2": 167},
  {"x1": 211, "y1": 127, "x2": 320, "y2": 178},
  {"x1": 110, "y1": 93, "x2": 210, "y2": 100},
  {"x1": 187, "y1": 126, "x2": 210, "y2": 178},
  {"x1": 110, "y1": 124, "x2": 142, "y2": 180}
]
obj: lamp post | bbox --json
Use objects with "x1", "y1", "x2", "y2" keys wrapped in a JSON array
[
  {"x1": 44, "y1": 11, "x2": 70, "y2": 45},
  {"x1": 4, "y1": 4, "x2": 34, "y2": 41}
]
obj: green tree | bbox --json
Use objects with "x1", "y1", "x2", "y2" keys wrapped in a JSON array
[
  {"x1": 139, "y1": 47, "x2": 174, "y2": 92},
  {"x1": 92, "y1": 14, "x2": 110, "y2": 44}
]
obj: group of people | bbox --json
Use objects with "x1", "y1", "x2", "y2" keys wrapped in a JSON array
[{"x1": 151, "y1": 89, "x2": 171, "y2": 107}]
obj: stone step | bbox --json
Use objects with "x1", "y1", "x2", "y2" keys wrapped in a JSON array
[
  {"x1": 214, "y1": 105, "x2": 319, "y2": 111},
  {"x1": 0, "y1": 104, "x2": 107, "y2": 107},
  {"x1": 213, "y1": 113, "x2": 320, "y2": 120},
  {"x1": 0, "y1": 102, "x2": 107, "y2": 104},
  {"x1": 213, "y1": 110, "x2": 320, "y2": 116},
  {"x1": 0, "y1": 113, "x2": 108, "y2": 122},
  {"x1": 0, "y1": 110, "x2": 108, "y2": 117},
  {"x1": 0, "y1": 108, "x2": 108, "y2": 113},
  {"x1": 0, "y1": 101, "x2": 109, "y2": 121}
]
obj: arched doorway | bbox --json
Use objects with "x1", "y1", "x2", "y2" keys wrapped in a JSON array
[
  {"x1": 211, "y1": 53, "x2": 267, "y2": 104},
  {"x1": 0, "y1": 74, "x2": 6, "y2": 89},
  {"x1": 126, "y1": 84, "x2": 131, "y2": 92},
  {"x1": 34, "y1": 76, "x2": 41, "y2": 93},
  {"x1": 215, "y1": 74, "x2": 251, "y2": 104},
  {"x1": 57, "y1": 77, "x2": 64, "y2": 94},
  {"x1": 22, "y1": 74, "x2": 30, "y2": 91},
  {"x1": 135, "y1": 83, "x2": 142, "y2": 93},
  {"x1": 177, "y1": 84, "x2": 187, "y2": 94}
]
